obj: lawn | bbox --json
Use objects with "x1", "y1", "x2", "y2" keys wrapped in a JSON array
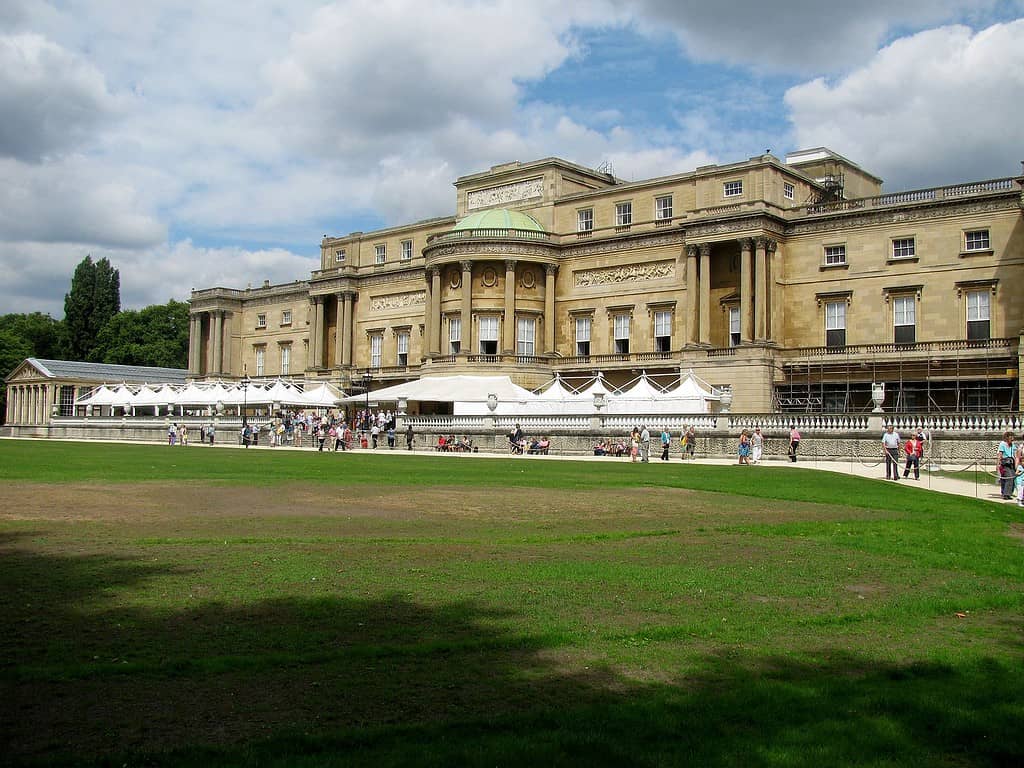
[{"x1": 1, "y1": 440, "x2": 1022, "y2": 767}]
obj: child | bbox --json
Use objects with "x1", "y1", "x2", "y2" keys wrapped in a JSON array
[{"x1": 1015, "y1": 464, "x2": 1024, "y2": 507}]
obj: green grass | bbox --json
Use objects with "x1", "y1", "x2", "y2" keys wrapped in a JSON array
[{"x1": 0, "y1": 440, "x2": 1022, "y2": 767}]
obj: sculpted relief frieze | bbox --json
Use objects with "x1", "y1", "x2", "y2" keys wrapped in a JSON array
[
  {"x1": 370, "y1": 291, "x2": 426, "y2": 313},
  {"x1": 574, "y1": 260, "x2": 675, "y2": 287},
  {"x1": 467, "y1": 177, "x2": 544, "y2": 210}
]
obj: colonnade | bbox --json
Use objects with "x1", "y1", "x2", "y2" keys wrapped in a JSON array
[
  {"x1": 5, "y1": 383, "x2": 55, "y2": 425},
  {"x1": 188, "y1": 310, "x2": 230, "y2": 376},
  {"x1": 685, "y1": 237, "x2": 776, "y2": 347},
  {"x1": 423, "y1": 260, "x2": 558, "y2": 357},
  {"x1": 308, "y1": 291, "x2": 355, "y2": 369}
]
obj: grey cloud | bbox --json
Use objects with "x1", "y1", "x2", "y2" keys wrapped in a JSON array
[{"x1": 0, "y1": 33, "x2": 117, "y2": 162}]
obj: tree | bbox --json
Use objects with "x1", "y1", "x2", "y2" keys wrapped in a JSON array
[
  {"x1": 0, "y1": 328, "x2": 33, "y2": 425},
  {"x1": 0, "y1": 312, "x2": 66, "y2": 361},
  {"x1": 92, "y1": 300, "x2": 189, "y2": 369},
  {"x1": 64, "y1": 255, "x2": 121, "y2": 361}
]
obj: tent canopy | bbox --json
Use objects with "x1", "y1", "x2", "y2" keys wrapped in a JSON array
[{"x1": 343, "y1": 375, "x2": 534, "y2": 404}]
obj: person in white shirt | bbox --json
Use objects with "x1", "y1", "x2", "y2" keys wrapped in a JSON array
[{"x1": 882, "y1": 424, "x2": 902, "y2": 481}]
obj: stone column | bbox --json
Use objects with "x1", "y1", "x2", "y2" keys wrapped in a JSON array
[
  {"x1": 212, "y1": 311, "x2": 224, "y2": 374},
  {"x1": 334, "y1": 293, "x2": 345, "y2": 369},
  {"x1": 766, "y1": 239, "x2": 778, "y2": 341},
  {"x1": 430, "y1": 267, "x2": 442, "y2": 355},
  {"x1": 314, "y1": 296, "x2": 325, "y2": 368},
  {"x1": 342, "y1": 292, "x2": 354, "y2": 367},
  {"x1": 739, "y1": 238, "x2": 753, "y2": 344},
  {"x1": 187, "y1": 315, "x2": 198, "y2": 374},
  {"x1": 544, "y1": 264, "x2": 558, "y2": 355},
  {"x1": 503, "y1": 259, "x2": 517, "y2": 354},
  {"x1": 205, "y1": 313, "x2": 215, "y2": 374},
  {"x1": 423, "y1": 272, "x2": 433, "y2": 360},
  {"x1": 685, "y1": 245, "x2": 698, "y2": 346},
  {"x1": 460, "y1": 260, "x2": 473, "y2": 355},
  {"x1": 755, "y1": 238, "x2": 768, "y2": 342},
  {"x1": 698, "y1": 244, "x2": 711, "y2": 346},
  {"x1": 308, "y1": 297, "x2": 320, "y2": 370}
]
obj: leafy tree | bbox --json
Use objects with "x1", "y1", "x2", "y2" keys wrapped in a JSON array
[
  {"x1": 0, "y1": 312, "x2": 66, "y2": 361},
  {"x1": 64, "y1": 255, "x2": 121, "y2": 361},
  {"x1": 92, "y1": 300, "x2": 189, "y2": 369},
  {"x1": 0, "y1": 328, "x2": 33, "y2": 424}
]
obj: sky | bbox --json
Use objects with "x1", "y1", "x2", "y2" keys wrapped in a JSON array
[{"x1": 2, "y1": 0, "x2": 1023, "y2": 317}]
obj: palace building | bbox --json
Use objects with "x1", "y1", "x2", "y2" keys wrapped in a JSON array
[{"x1": 187, "y1": 148, "x2": 1024, "y2": 413}]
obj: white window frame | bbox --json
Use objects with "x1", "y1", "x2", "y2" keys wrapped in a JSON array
[
  {"x1": 655, "y1": 195, "x2": 673, "y2": 221},
  {"x1": 370, "y1": 333, "x2": 383, "y2": 369},
  {"x1": 965, "y1": 229, "x2": 990, "y2": 252},
  {"x1": 401, "y1": 239, "x2": 413, "y2": 260},
  {"x1": 825, "y1": 301, "x2": 846, "y2": 347},
  {"x1": 728, "y1": 307, "x2": 740, "y2": 347},
  {"x1": 723, "y1": 180, "x2": 743, "y2": 197},
  {"x1": 783, "y1": 182, "x2": 795, "y2": 200},
  {"x1": 893, "y1": 295, "x2": 916, "y2": 343},
  {"x1": 613, "y1": 314, "x2": 630, "y2": 354},
  {"x1": 281, "y1": 310, "x2": 292, "y2": 326},
  {"x1": 374, "y1": 244, "x2": 386, "y2": 264},
  {"x1": 575, "y1": 316, "x2": 591, "y2": 356},
  {"x1": 577, "y1": 208, "x2": 593, "y2": 233},
  {"x1": 654, "y1": 310, "x2": 672, "y2": 352},
  {"x1": 255, "y1": 346, "x2": 265, "y2": 377},
  {"x1": 966, "y1": 289, "x2": 990, "y2": 340},
  {"x1": 824, "y1": 244, "x2": 847, "y2": 266},
  {"x1": 396, "y1": 331, "x2": 409, "y2": 365},
  {"x1": 280, "y1": 344, "x2": 291, "y2": 375},
  {"x1": 335, "y1": 249, "x2": 345, "y2": 263},
  {"x1": 449, "y1": 316, "x2": 461, "y2": 354},
  {"x1": 478, "y1": 315, "x2": 499, "y2": 355},
  {"x1": 615, "y1": 201, "x2": 632, "y2": 227},
  {"x1": 891, "y1": 238, "x2": 915, "y2": 260},
  {"x1": 256, "y1": 313, "x2": 267, "y2": 329},
  {"x1": 516, "y1": 317, "x2": 536, "y2": 356}
]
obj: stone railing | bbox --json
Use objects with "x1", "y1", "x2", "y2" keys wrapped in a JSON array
[
  {"x1": 805, "y1": 177, "x2": 1019, "y2": 215},
  {"x1": 428, "y1": 227, "x2": 550, "y2": 243},
  {"x1": 785, "y1": 337, "x2": 1017, "y2": 359}
]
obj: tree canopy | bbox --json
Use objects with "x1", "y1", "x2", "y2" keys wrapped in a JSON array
[
  {"x1": 64, "y1": 255, "x2": 121, "y2": 361},
  {"x1": 91, "y1": 300, "x2": 189, "y2": 369}
]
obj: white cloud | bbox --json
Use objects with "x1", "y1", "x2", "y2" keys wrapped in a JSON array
[
  {"x1": 785, "y1": 21, "x2": 1024, "y2": 189},
  {"x1": 0, "y1": 33, "x2": 118, "y2": 161},
  {"x1": 625, "y1": 0, "x2": 1015, "y2": 72}
]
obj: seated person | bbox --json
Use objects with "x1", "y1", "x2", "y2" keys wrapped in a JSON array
[
  {"x1": 612, "y1": 441, "x2": 626, "y2": 457},
  {"x1": 535, "y1": 436, "x2": 550, "y2": 455},
  {"x1": 458, "y1": 436, "x2": 473, "y2": 452},
  {"x1": 593, "y1": 440, "x2": 606, "y2": 456},
  {"x1": 436, "y1": 435, "x2": 447, "y2": 451}
]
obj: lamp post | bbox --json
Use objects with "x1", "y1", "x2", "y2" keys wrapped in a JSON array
[
  {"x1": 241, "y1": 369, "x2": 250, "y2": 431},
  {"x1": 363, "y1": 371, "x2": 372, "y2": 426}
]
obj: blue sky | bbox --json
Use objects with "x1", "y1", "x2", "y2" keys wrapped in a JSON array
[{"x1": 1, "y1": 0, "x2": 1022, "y2": 316}]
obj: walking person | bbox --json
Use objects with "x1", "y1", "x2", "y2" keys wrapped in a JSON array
[
  {"x1": 903, "y1": 433, "x2": 923, "y2": 480},
  {"x1": 406, "y1": 424, "x2": 414, "y2": 451},
  {"x1": 751, "y1": 427, "x2": 764, "y2": 464},
  {"x1": 882, "y1": 424, "x2": 902, "y2": 481},
  {"x1": 640, "y1": 425, "x2": 651, "y2": 463},
  {"x1": 660, "y1": 427, "x2": 671, "y2": 461},
  {"x1": 996, "y1": 431, "x2": 1016, "y2": 499},
  {"x1": 788, "y1": 425, "x2": 801, "y2": 462},
  {"x1": 738, "y1": 430, "x2": 751, "y2": 465}
]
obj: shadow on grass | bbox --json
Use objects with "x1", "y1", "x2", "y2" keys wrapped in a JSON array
[{"x1": 1, "y1": 532, "x2": 1021, "y2": 767}]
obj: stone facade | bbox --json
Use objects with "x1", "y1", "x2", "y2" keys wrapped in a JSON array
[{"x1": 188, "y1": 149, "x2": 1024, "y2": 413}]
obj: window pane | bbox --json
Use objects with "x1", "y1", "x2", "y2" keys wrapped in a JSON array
[
  {"x1": 892, "y1": 238, "x2": 915, "y2": 259},
  {"x1": 654, "y1": 311, "x2": 671, "y2": 336},
  {"x1": 517, "y1": 318, "x2": 535, "y2": 355},
  {"x1": 655, "y1": 196, "x2": 672, "y2": 219},
  {"x1": 966, "y1": 290, "x2": 990, "y2": 321},
  {"x1": 577, "y1": 209, "x2": 593, "y2": 231},
  {"x1": 825, "y1": 301, "x2": 845, "y2": 330},
  {"x1": 965, "y1": 230, "x2": 989, "y2": 250},
  {"x1": 614, "y1": 314, "x2": 630, "y2": 339},
  {"x1": 397, "y1": 332, "x2": 409, "y2": 354},
  {"x1": 479, "y1": 316, "x2": 498, "y2": 340},
  {"x1": 281, "y1": 346, "x2": 290, "y2": 374},
  {"x1": 575, "y1": 317, "x2": 591, "y2": 342},
  {"x1": 449, "y1": 317, "x2": 461, "y2": 341}
]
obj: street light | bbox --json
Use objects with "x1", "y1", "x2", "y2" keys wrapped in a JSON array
[
  {"x1": 241, "y1": 368, "x2": 250, "y2": 435},
  {"x1": 363, "y1": 371, "x2": 372, "y2": 425}
]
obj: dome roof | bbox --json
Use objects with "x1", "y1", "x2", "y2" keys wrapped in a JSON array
[{"x1": 452, "y1": 208, "x2": 544, "y2": 233}]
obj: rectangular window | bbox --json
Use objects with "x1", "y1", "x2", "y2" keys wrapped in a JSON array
[
  {"x1": 825, "y1": 301, "x2": 846, "y2": 348},
  {"x1": 729, "y1": 307, "x2": 740, "y2": 347},
  {"x1": 893, "y1": 296, "x2": 916, "y2": 344},
  {"x1": 396, "y1": 331, "x2": 409, "y2": 365},
  {"x1": 370, "y1": 334, "x2": 382, "y2": 368},
  {"x1": 654, "y1": 310, "x2": 672, "y2": 352},
  {"x1": 516, "y1": 317, "x2": 536, "y2": 356},
  {"x1": 256, "y1": 313, "x2": 267, "y2": 329},
  {"x1": 824, "y1": 244, "x2": 847, "y2": 266},
  {"x1": 449, "y1": 316, "x2": 461, "y2": 354},
  {"x1": 723, "y1": 180, "x2": 743, "y2": 197},
  {"x1": 965, "y1": 229, "x2": 990, "y2": 251},
  {"x1": 966, "y1": 290, "x2": 990, "y2": 340},
  {"x1": 575, "y1": 316, "x2": 591, "y2": 356},
  {"x1": 613, "y1": 314, "x2": 630, "y2": 354},
  {"x1": 281, "y1": 310, "x2": 292, "y2": 326},
  {"x1": 655, "y1": 195, "x2": 673, "y2": 222},
  {"x1": 577, "y1": 208, "x2": 593, "y2": 233},
  {"x1": 60, "y1": 385, "x2": 75, "y2": 416},
  {"x1": 335, "y1": 249, "x2": 345, "y2": 263},
  {"x1": 615, "y1": 201, "x2": 632, "y2": 228},
  {"x1": 375, "y1": 244, "x2": 386, "y2": 264},
  {"x1": 401, "y1": 239, "x2": 413, "y2": 260},
  {"x1": 280, "y1": 345, "x2": 290, "y2": 375},
  {"x1": 892, "y1": 238, "x2": 915, "y2": 259},
  {"x1": 255, "y1": 347, "x2": 265, "y2": 376},
  {"x1": 478, "y1": 316, "x2": 499, "y2": 355},
  {"x1": 784, "y1": 182, "x2": 795, "y2": 200}
]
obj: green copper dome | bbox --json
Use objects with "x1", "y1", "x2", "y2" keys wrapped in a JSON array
[{"x1": 452, "y1": 208, "x2": 545, "y2": 233}]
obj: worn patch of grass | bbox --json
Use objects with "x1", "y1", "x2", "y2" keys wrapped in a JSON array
[{"x1": 0, "y1": 439, "x2": 1021, "y2": 767}]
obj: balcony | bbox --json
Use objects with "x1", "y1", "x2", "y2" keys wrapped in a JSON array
[{"x1": 804, "y1": 178, "x2": 1020, "y2": 216}]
